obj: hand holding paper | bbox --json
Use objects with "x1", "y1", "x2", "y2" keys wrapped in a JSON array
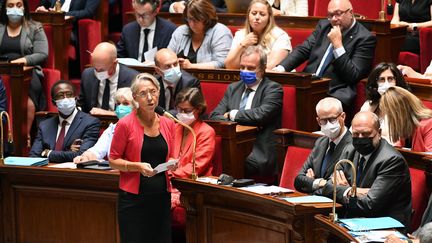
[{"x1": 154, "y1": 159, "x2": 178, "y2": 174}]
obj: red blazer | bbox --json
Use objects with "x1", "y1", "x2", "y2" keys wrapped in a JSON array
[
  {"x1": 171, "y1": 120, "x2": 215, "y2": 178},
  {"x1": 412, "y1": 117, "x2": 432, "y2": 152},
  {"x1": 110, "y1": 111, "x2": 175, "y2": 194}
]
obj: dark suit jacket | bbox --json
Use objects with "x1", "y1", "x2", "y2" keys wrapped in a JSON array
[
  {"x1": 209, "y1": 77, "x2": 283, "y2": 176},
  {"x1": 78, "y1": 64, "x2": 139, "y2": 113},
  {"x1": 322, "y1": 139, "x2": 412, "y2": 228},
  {"x1": 161, "y1": 0, "x2": 227, "y2": 13},
  {"x1": 279, "y1": 20, "x2": 376, "y2": 107},
  {"x1": 29, "y1": 110, "x2": 100, "y2": 163},
  {"x1": 294, "y1": 130, "x2": 354, "y2": 194},
  {"x1": 116, "y1": 17, "x2": 177, "y2": 59},
  {"x1": 40, "y1": 0, "x2": 100, "y2": 19},
  {"x1": 157, "y1": 70, "x2": 200, "y2": 115}
]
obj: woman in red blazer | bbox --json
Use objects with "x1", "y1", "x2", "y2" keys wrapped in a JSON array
[
  {"x1": 109, "y1": 73, "x2": 175, "y2": 243},
  {"x1": 170, "y1": 87, "x2": 215, "y2": 207}
]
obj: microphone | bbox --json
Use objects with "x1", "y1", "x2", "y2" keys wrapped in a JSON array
[
  {"x1": 330, "y1": 159, "x2": 357, "y2": 222},
  {"x1": 387, "y1": 0, "x2": 394, "y2": 16},
  {"x1": 154, "y1": 106, "x2": 198, "y2": 180}
]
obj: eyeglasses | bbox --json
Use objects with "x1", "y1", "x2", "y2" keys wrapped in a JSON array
[
  {"x1": 135, "y1": 89, "x2": 158, "y2": 98},
  {"x1": 54, "y1": 91, "x2": 74, "y2": 100},
  {"x1": 317, "y1": 112, "x2": 342, "y2": 126},
  {"x1": 327, "y1": 8, "x2": 351, "y2": 20},
  {"x1": 185, "y1": 17, "x2": 201, "y2": 23},
  {"x1": 135, "y1": 11, "x2": 155, "y2": 19}
]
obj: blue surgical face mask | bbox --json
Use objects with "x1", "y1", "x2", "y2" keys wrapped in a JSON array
[
  {"x1": 163, "y1": 66, "x2": 182, "y2": 84},
  {"x1": 6, "y1": 7, "x2": 24, "y2": 24},
  {"x1": 56, "y1": 98, "x2": 76, "y2": 116},
  {"x1": 115, "y1": 105, "x2": 133, "y2": 119},
  {"x1": 240, "y1": 70, "x2": 257, "y2": 85}
]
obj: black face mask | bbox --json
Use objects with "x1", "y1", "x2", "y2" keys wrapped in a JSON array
[{"x1": 352, "y1": 137, "x2": 376, "y2": 155}]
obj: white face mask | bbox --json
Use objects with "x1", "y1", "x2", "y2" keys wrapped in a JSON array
[
  {"x1": 163, "y1": 66, "x2": 182, "y2": 84},
  {"x1": 94, "y1": 70, "x2": 110, "y2": 81},
  {"x1": 377, "y1": 81, "x2": 393, "y2": 95},
  {"x1": 176, "y1": 111, "x2": 196, "y2": 125},
  {"x1": 6, "y1": 7, "x2": 24, "y2": 23},
  {"x1": 320, "y1": 120, "x2": 341, "y2": 139},
  {"x1": 56, "y1": 98, "x2": 76, "y2": 116}
]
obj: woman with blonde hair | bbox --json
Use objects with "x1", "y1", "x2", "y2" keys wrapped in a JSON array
[
  {"x1": 379, "y1": 86, "x2": 432, "y2": 152},
  {"x1": 224, "y1": 0, "x2": 291, "y2": 70}
]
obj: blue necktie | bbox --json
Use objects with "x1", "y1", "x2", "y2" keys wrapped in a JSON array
[
  {"x1": 317, "y1": 45, "x2": 334, "y2": 77},
  {"x1": 356, "y1": 157, "x2": 366, "y2": 185},
  {"x1": 239, "y1": 88, "x2": 253, "y2": 111},
  {"x1": 321, "y1": 141, "x2": 335, "y2": 177}
]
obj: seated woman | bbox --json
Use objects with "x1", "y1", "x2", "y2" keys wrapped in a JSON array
[
  {"x1": 390, "y1": 0, "x2": 432, "y2": 54},
  {"x1": 167, "y1": 0, "x2": 233, "y2": 69},
  {"x1": 224, "y1": 0, "x2": 292, "y2": 70},
  {"x1": 380, "y1": 86, "x2": 432, "y2": 152},
  {"x1": 0, "y1": 0, "x2": 48, "y2": 144},
  {"x1": 398, "y1": 60, "x2": 432, "y2": 80},
  {"x1": 169, "y1": 87, "x2": 215, "y2": 208},
  {"x1": 73, "y1": 88, "x2": 134, "y2": 163},
  {"x1": 361, "y1": 62, "x2": 410, "y2": 145},
  {"x1": 267, "y1": 0, "x2": 308, "y2": 16}
]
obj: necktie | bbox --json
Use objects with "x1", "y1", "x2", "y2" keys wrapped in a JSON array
[
  {"x1": 55, "y1": 120, "x2": 68, "y2": 151},
  {"x1": 102, "y1": 79, "x2": 110, "y2": 110},
  {"x1": 239, "y1": 88, "x2": 253, "y2": 111},
  {"x1": 320, "y1": 141, "x2": 335, "y2": 177},
  {"x1": 167, "y1": 86, "x2": 175, "y2": 110},
  {"x1": 356, "y1": 157, "x2": 366, "y2": 185},
  {"x1": 141, "y1": 28, "x2": 150, "y2": 62},
  {"x1": 317, "y1": 45, "x2": 334, "y2": 77}
]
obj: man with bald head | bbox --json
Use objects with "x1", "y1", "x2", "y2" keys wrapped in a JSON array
[
  {"x1": 79, "y1": 42, "x2": 139, "y2": 114},
  {"x1": 154, "y1": 48, "x2": 200, "y2": 115},
  {"x1": 274, "y1": 0, "x2": 376, "y2": 113},
  {"x1": 323, "y1": 111, "x2": 412, "y2": 228}
]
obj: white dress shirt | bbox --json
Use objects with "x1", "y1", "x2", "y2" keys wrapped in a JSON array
[{"x1": 97, "y1": 64, "x2": 120, "y2": 111}]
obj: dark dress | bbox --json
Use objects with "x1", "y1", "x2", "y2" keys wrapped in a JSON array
[
  {"x1": 0, "y1": 29, "x2": 46, "y2": 111},
  {"x1": 118, "y1": 134, "x2": 171, "y2": 243},
  {"x1": 396, "y1": 0, "x2": 432, "y2": 54}
]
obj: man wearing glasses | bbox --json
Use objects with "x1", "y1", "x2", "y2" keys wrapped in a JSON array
[
  {"x1": 30, "y1": 80, "x2": 100, "y2": 162},
  {"x1": 117, "y1": 0, "x2": 177, "y2": 62},
  {"x1": 294, "y1": 97, "x2": 354, "y2": 195},
  {"x1": 273, "y1": 0, "x2": 376, "y2": 118}
]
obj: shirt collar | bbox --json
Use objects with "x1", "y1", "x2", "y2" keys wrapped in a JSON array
[
  {"x1": 330, "y1": 126, "x2": 348, "y2": 146},
  {"x1": 141, "y1": 19, "x2": 156, "y2": 31},
  {"x1": 108, "y1": 63, "x2": 120, "y2": 82},
  {"x1": 244, "y1": 77, "x2": 263, "y2": 92}
]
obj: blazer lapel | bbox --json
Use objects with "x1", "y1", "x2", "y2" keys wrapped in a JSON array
[
  {"x1": 233, "y1": 84, "x2": 245, "y2": 109},
  {"x1": 316, "y1": 139, "x2": 330, "y2": 176},
  {"x1": 153, "y1": 17, "x2": 161, "y2": 48},
  {"x1": 63, "y1": 112, "x2": 82, "y2": 148},
  {"x1": 49, "y1": 117, "x2": 60, "y2": 149},
  {"x1": 132, "y1": 23, "x2": 141, "y2": 59},
  {"x1": 91, "y1": 74, "x2": 100, "y2": 108}
]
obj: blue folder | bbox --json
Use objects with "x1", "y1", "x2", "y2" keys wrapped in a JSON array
[
  {"x1": 4, "y1": 157, "x2": 48, "y2": 166},
  {"x1": 339, "y1": 217, "x2": 404, "y2": 231}
]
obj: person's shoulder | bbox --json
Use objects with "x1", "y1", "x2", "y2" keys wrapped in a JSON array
[
  {"x1": 198, "y1": 120, "x2": 215, "y2": 134},
  {"x1": 119, "y1": 63, "x2": 140, "y2": 75},
  {"x1": 27, "y1": 20, "x2": 43, "y2": 30},
  {"x1": 271, "y1": 26, "x2": 288, "y2": 36},
  {"x1": 77, "y1": 110, "x2": 100, "y2": 123},
  {"x1": 212, "y1": 23, "x2": 230, "y2": 32},
  {"x1": 263, "y1": 77, "x2": 282, "y2": 88},
  {"x1": 156, "y1": 16, "x2": 177, "y2": 29},
  {"x1": 234, "y1": 28, "x2": 246, "y2": 37},
  {"x1": 172, "y1": 24, "x2": 189, "y2": 34},
  {"x1": 39, "y1": 115, "x2": 57, "y2": 126},
  {"x1": 122, "y1": 21, "x2": 140, "y2": 32},
  {"x1": 82, "y1": 66, "x2": 95, "y2": 77}
]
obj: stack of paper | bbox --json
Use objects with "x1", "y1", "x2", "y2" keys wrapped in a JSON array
[
  {"x1": 4, "y1": 157, "x2": 48, "y2": 166},
  {"x1": 339, "y1": 217, "x2": 404, "y2": 231},
  {"x1": 238, "y1": 185, "x2": 293, "y2": 194},
  {"x1": 350, "y1": 230, "x2": 407, "y2": 243},
  {"x1": 282, "y1": 195, "x2": 333, "y2": 204}
]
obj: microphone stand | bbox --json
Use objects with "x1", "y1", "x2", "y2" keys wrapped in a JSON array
[
  {"x1": 330, "y1": 159, "x2": 357, "y2": 222},
  {"x1": 0, "y1": 111, "x2": 13, "y2": 164},
  {"x1": 379, "y1": 0, "x2": 386, "y2": 20}
]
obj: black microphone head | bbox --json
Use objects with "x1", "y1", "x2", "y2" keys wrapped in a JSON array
[
  {"x1": 387, "y1": 4, "x2": 394, "y2": 15},
  {"x1": 154, "y1": 106, "x2": 166, "y2": 116}
]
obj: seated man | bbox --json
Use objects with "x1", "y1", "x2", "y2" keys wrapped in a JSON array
[
  {"x1": 116, "y1": 0, "x2": 177, "y2": 61},
  {"x1": 323, "y1": 111, "x2": 412, "y2": 228},
  {"x1": 210, "y1": 45, "x2": 283, "y2": 178},
  {"x1": 274, "y1": 0, "x2": 376, "y2": 112},
  {"x1": 79, "y1": 42, "x2": 139, "y2": 114},
  {"x1": 154, "y1": 48, "x2": 200, "y2": 115},
  {"x1": 294, "y1": 97, "x2": 354, "y2": 195},
  {"x1": 30, "y1": 80, "x2": 100, "y2": 163},
  {"x1": 398, "y1": 60, "x2": 432, "y2": 80}
]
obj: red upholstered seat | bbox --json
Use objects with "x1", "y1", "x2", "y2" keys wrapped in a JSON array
[
  {"x1": 409, "y1": 167, "x2": 431, "y2": 231},
  {"x1": 285, "y1": 28, "x2": 313, "y2": 72},
  {"x1": 42, "y1": 25, "x2": 55, "y2": 69},
  {"x1": 398, "y1": 28, "x2": 432, "y2": 73},
  {"x1": 282, "y1": 85, "x2": 297, "y2": 129},
  {"x1": 42, "y1": 68, "x2": 62, "y2": 112},
  {"x1": 422, "y1": 100, "x2": 432, "y2": 110},
  {"x1": 313, "y1": 0, "x2": 391, "y2": 19},
  {"x1": 228, "y1": 26, "x2": 241, "y2": 36},
  {"x1": 78, "y1": 19, "x2": 102, "y2": 72},
  {"x1": 201, "y1": 82, "x2": 229, "y2": 113},
  {"x1": 354, "y1": 81, "x2": 366, "y2": 114},
  {"x1": 398, "y1": 52, "x2": 420, "y2": 72},
  {"x1": 279, "y1": 146, "x2": 312, "y2": 189}
]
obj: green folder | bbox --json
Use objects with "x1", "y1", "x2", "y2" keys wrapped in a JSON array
[{"x1": 4, "y1": 157, "x2": 48, "y2": 166}]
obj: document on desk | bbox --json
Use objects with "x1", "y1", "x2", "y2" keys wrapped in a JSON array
[
  {"x1": 117, "y1": 58, "x2": 154, "y2": 67},
  {"x1": 154, "y1": 159, "x2": 178, "y2": 174},
  {"x1": 4, "y1": 157, "x2": 48, "y2": 166},
  {"x1": 349, "y1": 230, "x2": 407, "y2": 243},
  {"x1": 48, "y1": 162, "x2": 77, "y2": 169},
  {"x1": 238, "y1": 185, "x2": 293, "y2": 194},
  {"x1": 339, "y1": 217, "x2": 404, "y2": 231},
  {"x1": 282, "y1": 195, "x2": 333, "y2": 204}
]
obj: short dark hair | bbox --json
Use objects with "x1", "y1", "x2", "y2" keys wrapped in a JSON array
[
  {"x1": 50, "y1": 80, "x2": 75, "y2": 103},
  {"x1": 0, "y1": 0, "x2": 31, "y2": 24},
  {"x1": 134, "y1": 0, "x2": 160, "y2": 11},
  {"x1": 175, "y1": 87, "x2": 207, "y2": 117},
  {"x1": 184, "y1": 0, "x2": 217, "y2": 32}
]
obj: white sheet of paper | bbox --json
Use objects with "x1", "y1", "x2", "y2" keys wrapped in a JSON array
[
  {"x1": 238, "y1": 185, "x2": 294, "y2": 194},
  {"x1": 117, "y1": 58, "x2": 153, "y2": 67},
  {"x1": 144, "y1": 47, "x2": 157, "y2": 63},
  {"x1": 48, "y1": 162, "x2": 77, "y2": 169},
  {"x1": 154, "y1": 159, "x2": 178, "y2": 174}
]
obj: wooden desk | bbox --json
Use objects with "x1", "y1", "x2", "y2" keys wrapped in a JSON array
[
  {"x1": 172, "y1": 177, "x2": 338, "y2": 243},
  {"x1": 314, "y1": 214, "x2": 357, "y2": 243},
  {"x1": 31, "y1": 12, "x2": 74, "y2": 80},
  {"x1": 0, "y1": 63, "x2": 32, "y2": 156},
  {"x1": 0, "y1": 165, "x2": 120, "y2": 243}
]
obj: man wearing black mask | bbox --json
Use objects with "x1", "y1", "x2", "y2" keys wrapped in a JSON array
[{"x1": 322, "y1": 111, "x2": 412, "y2": 229}]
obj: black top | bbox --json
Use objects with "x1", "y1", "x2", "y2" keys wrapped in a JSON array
[
  {"x1": 396, "y1": 0, "x2": 432, "y2": 23},
  {"x1": 139, "y1": 133, "x2": 168, "y2": 195},
  {"x1": 0, "y1": 29, "x2": 22, "y2": 60},
  {"x1": 187, "y1": 41, "x2": 198, "y2": 64}
]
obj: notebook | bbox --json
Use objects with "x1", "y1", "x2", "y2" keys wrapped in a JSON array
[{"x1": 4, "y1": 157, "x2": 48, "y2": 166}]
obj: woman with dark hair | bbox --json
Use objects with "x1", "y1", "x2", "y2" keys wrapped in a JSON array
[
  {"x1": 0, "y1": 0, "x2": 48, "y2": 143},
  {"x1": 360, "y1": 62, "x2": 410, "y2": 144},
  {"x1": 168, "y1": 0, "x2": 232, "y2": 69},
  {"x1": 225, "y1": 0, "x2": 291, "y2": 70}
]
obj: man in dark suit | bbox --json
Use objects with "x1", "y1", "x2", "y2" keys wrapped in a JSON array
[
  {"x1": 154, "y1": 48, "x2": 200, "y2": 115},
  {"x1": 30, "y1": 80, "x2": 100, "y2": 163},
  {"x1": 323, "y1": 111, "x2": 412, "y2": 228},
  {"x1": 210, "y1": 46, "x2": 283, "y2": 178},
  {"x1": 161, "y1": 0, "x2": 226, "y2": 13},
  {"x1": 274, "y1": 0, "x2": 376, "y2": 110},
  {"x1": 294, "y1": 97, "x2": 354, "y2": 195},
  {"x1": 116, "y1": 0, "x2": 177, "y2": 61},
  {"x1": 79, "y1": 42, "x2": 139, "y2": 114}
]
